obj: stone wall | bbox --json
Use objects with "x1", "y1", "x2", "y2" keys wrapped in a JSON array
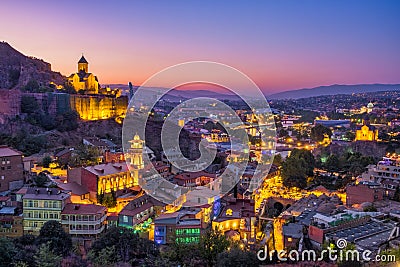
[
  {"x1": 69, "y1": 94, "x2": 128, "y2": 120},
  {"x1": 0, "y1": 89, "x2": 21, "y2": 122}
]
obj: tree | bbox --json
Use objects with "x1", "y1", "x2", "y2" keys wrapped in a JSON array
[
  {"x1": 311, "y1": 124, "x2": 332, "y2": 142},
  {"x1": 393, "y1": 186, "x2": 400, "y2": 202},
  {"x1": 34, "y1": 243, "x2": 62, "y2": 267},
  {"x1": 36, "y1": 220, "x2": 72, "y2": 256},
  {"x1": 102, "y1": 192, "x2": 117, "y2": 208},
  {"x1": 89, "y1": 227, "x2": 158, "y2": 264},
  {"x1": 278, "y1": 128, "x2": 289, "y2": 138},
  {"x1": 21, "y1": 95, "x2": 40, "y2": 114},
  {"x1": 88, "y1": 245, "x2": 118, "y2": 267},
  {"x1": 272, "y1": 153, "x2": 283, "y2": 166},
  {"x1": 344, "y1": 131, "x2": 355, "y2": 141},
  {"x1": 23, "y1": 80, "x2": 39, "y2": 92},
  {"x1": 32, "y1": 172, "x2": 49, "y2": 187},
  {"x1": 290, "y1": 149, "x2": 315, "y2": 176},
  {"x1": 62, "y1": 83, "x2": 76, "y2": 94},
  {"x1": 216, "y1": 248, "x2": 259, "y2": 267},
  {"x1": 42, "y1": 156, "x2": 52, "y2": 168},
  {"x1": 325, "y1": 154, "x2": 340, "y2": 173},
  {"x1": 55, "y1": 111, "x2": 79, "y2": 132},
  {"x1": 281, "y1": 156, "x2": 307, "y2": 189},
  {"x1": 281, "y1": 149, "x2": 315, "y2": 189},
  {"x1": 198, "y1": 228, "x2": 230, "y2": 266},
  {"x1": 13, "y1": 234, "x2": 37, "y2": 267},
  {"x1": 0, "y1": 237, "x2": 17, "y2": 267}
]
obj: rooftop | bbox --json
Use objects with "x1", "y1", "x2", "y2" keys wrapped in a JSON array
[
  {"x1": 78, "y1": 55, "x2": 88, "y2": 64},
  {"x1": 23, "y1": 188, "x2": 70, "y2": 201},
  {"x1": 62, "y1": 203, "x2": 106, "y2": 215},
  {"x1": 0, "y1": 206, "x2": 17, "y2": 215},
  {"x1": 57, "y1": 182, "x2": 89, "y2": 196},
  {"x1": 0, "y1": 146, "x2": 22, "y2": 157},
  {"x1": 84, "y1": 163, "x2": 128, "y2": 176},
  {"x1": 282, "y1": 223, "x2": 303, "y2": 239}
]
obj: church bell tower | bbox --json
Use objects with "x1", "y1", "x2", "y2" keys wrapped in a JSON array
[{"x1": 78, "y1": 55, "x2": 88, "y2": 73}]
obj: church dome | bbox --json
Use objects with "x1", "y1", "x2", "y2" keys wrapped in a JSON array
[
  {"x1": 133, "y1": 134, "x2": 141, "y2": 140},
  {"x1": 367, "y1": 102, "x2": 374, "y2": 109}
]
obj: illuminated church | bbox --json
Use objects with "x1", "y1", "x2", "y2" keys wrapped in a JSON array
[
  {"x1": 355, "y1": 119, "x2": 378, "y2": 141},
  {"x1": 67, "y1": 55, "x2": 100, "y2": 94}
]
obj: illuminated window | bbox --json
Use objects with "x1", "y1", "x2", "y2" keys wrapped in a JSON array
[
  {"x1": 226, "y1": 209, "x2": 233, "y2": 216},
  {"x1": 288, "y1": 237, "x2": 292, "y2": 242}
]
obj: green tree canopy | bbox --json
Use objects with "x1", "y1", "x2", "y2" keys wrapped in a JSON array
[
  {"x1": 34, "y1": 242, "x2": 62, "y2": 267},
  {"x1": 311, "y1": 124, "x2": 332, "y2": 142},
  {"x1": 42, "y1": 156, "x2": 52, "y2": 168},
  {"x1": 0, "y1": 237, "x2": 17, "y2": 267},
  {"x1": 216, "y1": 248, "x2": 259, "y2": 267},
  {"x1": 281, "y1": 149, "x2": 315, "y2": 189},
  {"x1": 36, "y1": 220, "x2": 72, "y2": 256},
  {"x1": 89, "y1": 226, "x2": 158, "y2": 265},
  {"x1": 32, "y1": 172, "x2": 50, "y2": 187},
  {"x1": 198, "y1": 228, "x2": 231, "y2": 266}
]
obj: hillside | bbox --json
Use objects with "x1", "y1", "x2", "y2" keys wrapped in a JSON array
[
  {"x1": 0, "y1": 41, "x2": 65, "y2": 89},
  {"x1": 268, "y1": 84, "x2": 400, "y2": 99}
]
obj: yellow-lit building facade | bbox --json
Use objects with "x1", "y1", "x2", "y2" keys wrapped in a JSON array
[
  {"x1": 66, "y1": 55, "x2": 128, "y2": 121},
  {"x1": 355, "y1": 125, "x2": 378, "y2": 141},
  {"x1": 22, "y1": 188, "x2": 71, "y2": 235},
  {"x1": 69, "y1": 94, "x2": 127, "y2": 121},
  {"x1": 68, "y1": 55, "x2": 100, "y2": 94}
]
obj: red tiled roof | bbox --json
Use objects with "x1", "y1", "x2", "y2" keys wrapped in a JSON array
[
  {"x1": 119, "y1": 202, "x2": 153, "y2": 217},
  {"x1": 57, "y1": 182, "x2": 89, "y2": 196},
  {"x1": 62, "y1": 204, "x2": 106, "y2": 215},
  {"x1": 0, "y1": 196, "x2": 10, "y2": 202},
  {"x1": 84, "y1": 163, "x2": 128, "y2": 176},
  {"x1": 16, "y1": 188, "x2": 28, "y2": 195}
]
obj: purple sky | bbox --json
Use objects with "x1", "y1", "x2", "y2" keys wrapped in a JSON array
[{"x1": 1, "y1": 0, "x2": 399, "y2": 94}]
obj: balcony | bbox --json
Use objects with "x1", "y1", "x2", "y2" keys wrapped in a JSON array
[
  {"x1": 68, "y1": 225, "x2": 105, "y2": 235},
  {"x1": 61, "y1": 214, "x2": 107, "y2": 225}
]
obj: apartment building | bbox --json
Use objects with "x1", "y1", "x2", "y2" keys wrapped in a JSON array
[
  {"x1": 23, "y1": 188, "x2": 71, "y2": 235},
  {"x1": 61, "y1": 203, "x2": 107, "y2": 237}
]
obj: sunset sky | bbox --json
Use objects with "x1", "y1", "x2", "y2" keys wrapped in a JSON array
[{"x1": 1, "y1": 0, "x2": 399, "y2": 94}]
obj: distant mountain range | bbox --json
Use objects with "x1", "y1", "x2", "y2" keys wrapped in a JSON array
[
  {"x1": 112, "y1": 83, "x2": 400, "y2": 101},
  {"x1": 109, "y1": 84, "x2": 241, "y2": 101},
  {"x1": 267, "y1": 84, "x2": 400, "y2": 99}
]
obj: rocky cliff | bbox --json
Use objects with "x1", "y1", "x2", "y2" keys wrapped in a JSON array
[{"x1": 0, "y1": 41, "x2": 65, "y2": 89}]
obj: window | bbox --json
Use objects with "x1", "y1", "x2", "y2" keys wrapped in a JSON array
[
  {"x1": 123, "y1": 216, "x2": 128, "y2": 223},
  {"x1": 226, "y1": 209, "x2": 233, "y2": 216}
]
